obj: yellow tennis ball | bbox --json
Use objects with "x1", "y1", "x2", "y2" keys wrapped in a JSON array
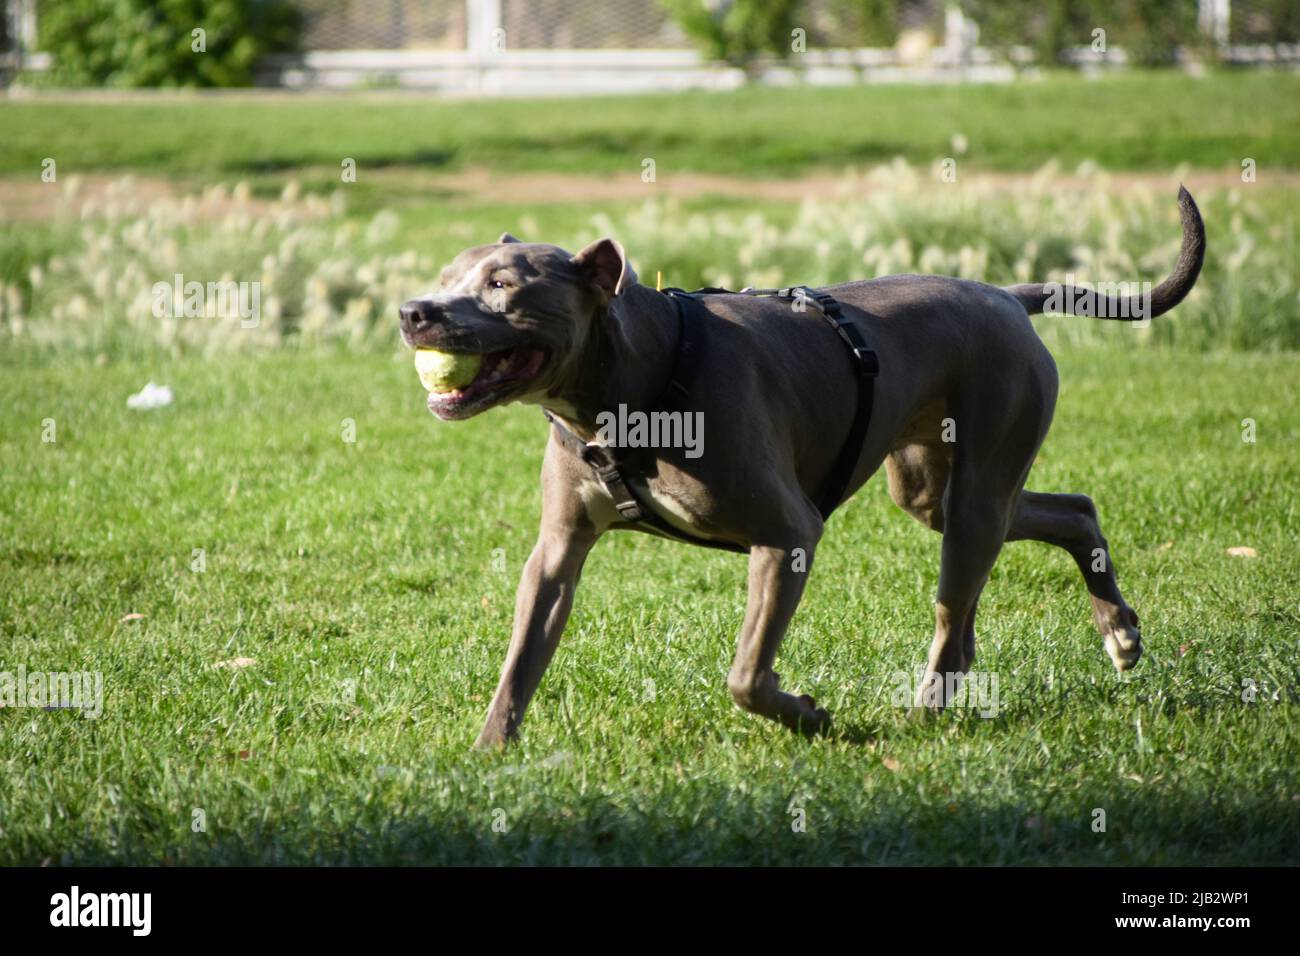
[{"x1": 414, "y1": 349, "x2": 481, "y2": 392}]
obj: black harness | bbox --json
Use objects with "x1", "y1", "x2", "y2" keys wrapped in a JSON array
[{"x1": 546, "y1": 285, "x2": 879, "y2": 554}]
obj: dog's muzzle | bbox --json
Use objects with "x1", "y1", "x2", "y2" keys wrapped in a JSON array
[{"x1": 399, "y1": 299, "x2": 446, "y2": 340}]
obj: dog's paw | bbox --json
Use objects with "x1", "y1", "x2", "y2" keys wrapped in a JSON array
[
  {"x1": 911, "y1": 670, "x2": 965, "y2": 711},
  {"x1": 1101, "y1": 606, "x2": 1143, "y2": 672},
  {"x1": 792, "y1": 694, "x2": 832, "y2": 737}
]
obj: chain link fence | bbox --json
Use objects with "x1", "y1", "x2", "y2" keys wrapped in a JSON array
[
  {"x1": 289, "y1": 0, "x2": 942, "y2": 51},
  {"x1": 954, "y1": 0, "x2": 1300, "y2": 65},
  {"x1": 297, "y1": 0, "x2": 464, "y2": 50},
  {"x1": 295, "y1": 0, "x2": 687, "y2": 50},
  {"x1": 1228, "y1": 0, "x2": 1300, "y2": 43},
  {"x1": 290, "y1": 0, "x2": 1299, "y2": 53},
  {"x1": 0, "y1": 0, "x2": 34, "y2": 79},
  {"x1": 7, "y1": 0, "x2": 1300, "y2": 53},
  {"x1": 501, "y1": 0, "x2": 685, "y2": 49},
  {"x1": 2, "y1": 0, "x2": 1298, "y2": 88}
]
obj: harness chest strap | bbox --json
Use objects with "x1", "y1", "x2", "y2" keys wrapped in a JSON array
[{"x1": 545, "y1": 285, "x2": 879, "y2": 551}]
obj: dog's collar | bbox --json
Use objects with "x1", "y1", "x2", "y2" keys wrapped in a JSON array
[{"x1": 544, "y1": 285, "x2": 879, "y2": 551}]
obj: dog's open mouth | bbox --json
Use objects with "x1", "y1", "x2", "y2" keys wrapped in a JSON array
[{"x1": 422, "y1": 345, "x2": 547, "y2": 420}]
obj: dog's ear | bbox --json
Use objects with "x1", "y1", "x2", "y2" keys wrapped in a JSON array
[
  {"x1": 498, "y1": 232, "x2": 522, "y2": 244},
  {"x1": 571, "y1": 237, "x2": 636, "y2": 299}
]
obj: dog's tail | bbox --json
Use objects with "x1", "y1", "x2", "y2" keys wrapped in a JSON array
[{"x1": 1006, "y1": 186, "x2": 1205, "y2": 321}]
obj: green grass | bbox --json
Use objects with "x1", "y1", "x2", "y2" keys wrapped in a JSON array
[
  {"x1": 2, "y1": 70, "x2": 1297, "y2": 865},
  {"x1": 4, "y1": 71, "x2": 1300, "y2": 179},
  {"x1": 1, "y1": 347, "x2": 1297, "y2": 865}
]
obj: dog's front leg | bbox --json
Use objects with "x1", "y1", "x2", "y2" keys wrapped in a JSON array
[
  {"x1": 727, "y1": 512, "x2": 831, "y2": 736},
  {"x1": 474, "y1": 522, "x2": 595, "y2": 748}
]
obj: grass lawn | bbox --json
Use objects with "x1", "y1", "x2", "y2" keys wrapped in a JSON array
[
  {"x1": 1, "y1": 346, "x2": 1296, "y2": 865},
  {"x1": 4, "y1": 71, "x2": 1299, "y2": 181},
  {"x1": 2, "y1": 66, "x2": 1297, "y2": 866}
]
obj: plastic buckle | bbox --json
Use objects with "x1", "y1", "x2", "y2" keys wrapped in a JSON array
[{"x1": 854, "y1": 347, "x2": 880, "y2": 377}]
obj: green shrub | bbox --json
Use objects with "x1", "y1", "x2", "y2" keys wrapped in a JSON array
[
  {"x1": 825, "y1": 0, "x2": 901, "y2": 48},
  {"x1": 659, "y1": 0, "x2": 801, "y2": 73},
  {"x1": 960, "y1": 0, "x2": 1202, "y2": 67},
  {"x1": 664, "y1": 0, "x2": 1213, "y2": 68},
  {"x1": 37, "y1": 0, "x2": 299, "y2": 88},
  {"x1": 959, "y1": 0, "x2": 1083, "y2": 66},
  {"x1": 1109, "y1": 0, "x2": 1201, "y2": 67}
]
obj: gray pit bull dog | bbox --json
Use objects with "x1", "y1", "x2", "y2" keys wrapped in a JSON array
[{"x1": 399, "y1": 188, "x2": 1205, "y2": 747}]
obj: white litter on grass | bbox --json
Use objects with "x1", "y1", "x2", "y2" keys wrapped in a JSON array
[{"x1": 126, "y1": 382, "x2": 173, "y2": 410}]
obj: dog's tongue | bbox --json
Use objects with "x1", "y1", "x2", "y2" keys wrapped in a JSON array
[{"x1": 480, "y1": 347, "x2": 538, "y2": 384}]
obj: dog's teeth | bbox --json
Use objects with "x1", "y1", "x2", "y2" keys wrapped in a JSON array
[{"x1": 483, "y1": 353, "x2": 514, "y2": 382}]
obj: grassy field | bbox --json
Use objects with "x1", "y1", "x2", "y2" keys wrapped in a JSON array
[
  {"x1": 0, "y1": 348, "x2": 1297, "y2": 865},
  {"x1": 4, "y1": 71, "x2": 1300, "y2": 180},
  {"x1": 2, "y1": 71, "x2": 1298, "y2": 865}
]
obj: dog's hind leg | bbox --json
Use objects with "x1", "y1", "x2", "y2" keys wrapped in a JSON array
[
  {"x1": 726, "y1": 499, "x2": 830, "y2": 736},
  {"x1": 915, "y1": 367, "x2": 1053, "y2": 711},
  {"x1": 886, "y1": 442, "x2": 951, "y2": 533},
  {"x1": 916, "y1": 475, "x2": 1013, "y2": 710},
  {"x1": 1006, "y1": 491, "x2": 1142, "y2": 671}
]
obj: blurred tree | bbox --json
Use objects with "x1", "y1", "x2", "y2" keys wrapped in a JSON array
[
  {"x1": 1109, "y1": 0, "x2": 1199, "y2": 66},
  {"x1": 660, "y1": 0, "x2": 802, "y2": 76},
  {"x1": 960, "y1": 0, "x2": 1201, "y2": 67},
  {"x1": 827, "y1": 0, "x2": 901, "y2": 48},
  {"x1": 38, "y1": 0, "x2": 300, "y2": 87},
  {"x1": 959, "y1": 0, "x2": 1087, "y2": 66}
]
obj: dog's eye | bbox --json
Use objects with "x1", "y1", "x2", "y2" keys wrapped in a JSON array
[{"x1": 490, "y1": 280, "x2": 505, "y2": 290}]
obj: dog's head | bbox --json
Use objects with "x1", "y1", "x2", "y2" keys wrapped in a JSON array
[{"x1": 399, "y1": 234, "x2": 635, "y2": 420}]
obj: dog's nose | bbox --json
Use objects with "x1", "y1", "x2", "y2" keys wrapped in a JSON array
[{"x1": 399, "y1": 298, "x2": 442, "y2": 332}]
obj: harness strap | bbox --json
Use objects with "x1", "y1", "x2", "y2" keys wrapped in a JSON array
[
  {"x1": 659, "y1": 287, "x2": 702, "y2": 409},
  {"x1": 543, "y1": 422, "x2": 642, "y2": 523},
  {"x1": 777, "y1": 286, "x2": 880, "y2": 516},
  {"x1": 546, "y1": 284, "x2": 879, "y2": 549},
  {"x1": 545, "y1": 293, "x2": 747, "y2": 554}
]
